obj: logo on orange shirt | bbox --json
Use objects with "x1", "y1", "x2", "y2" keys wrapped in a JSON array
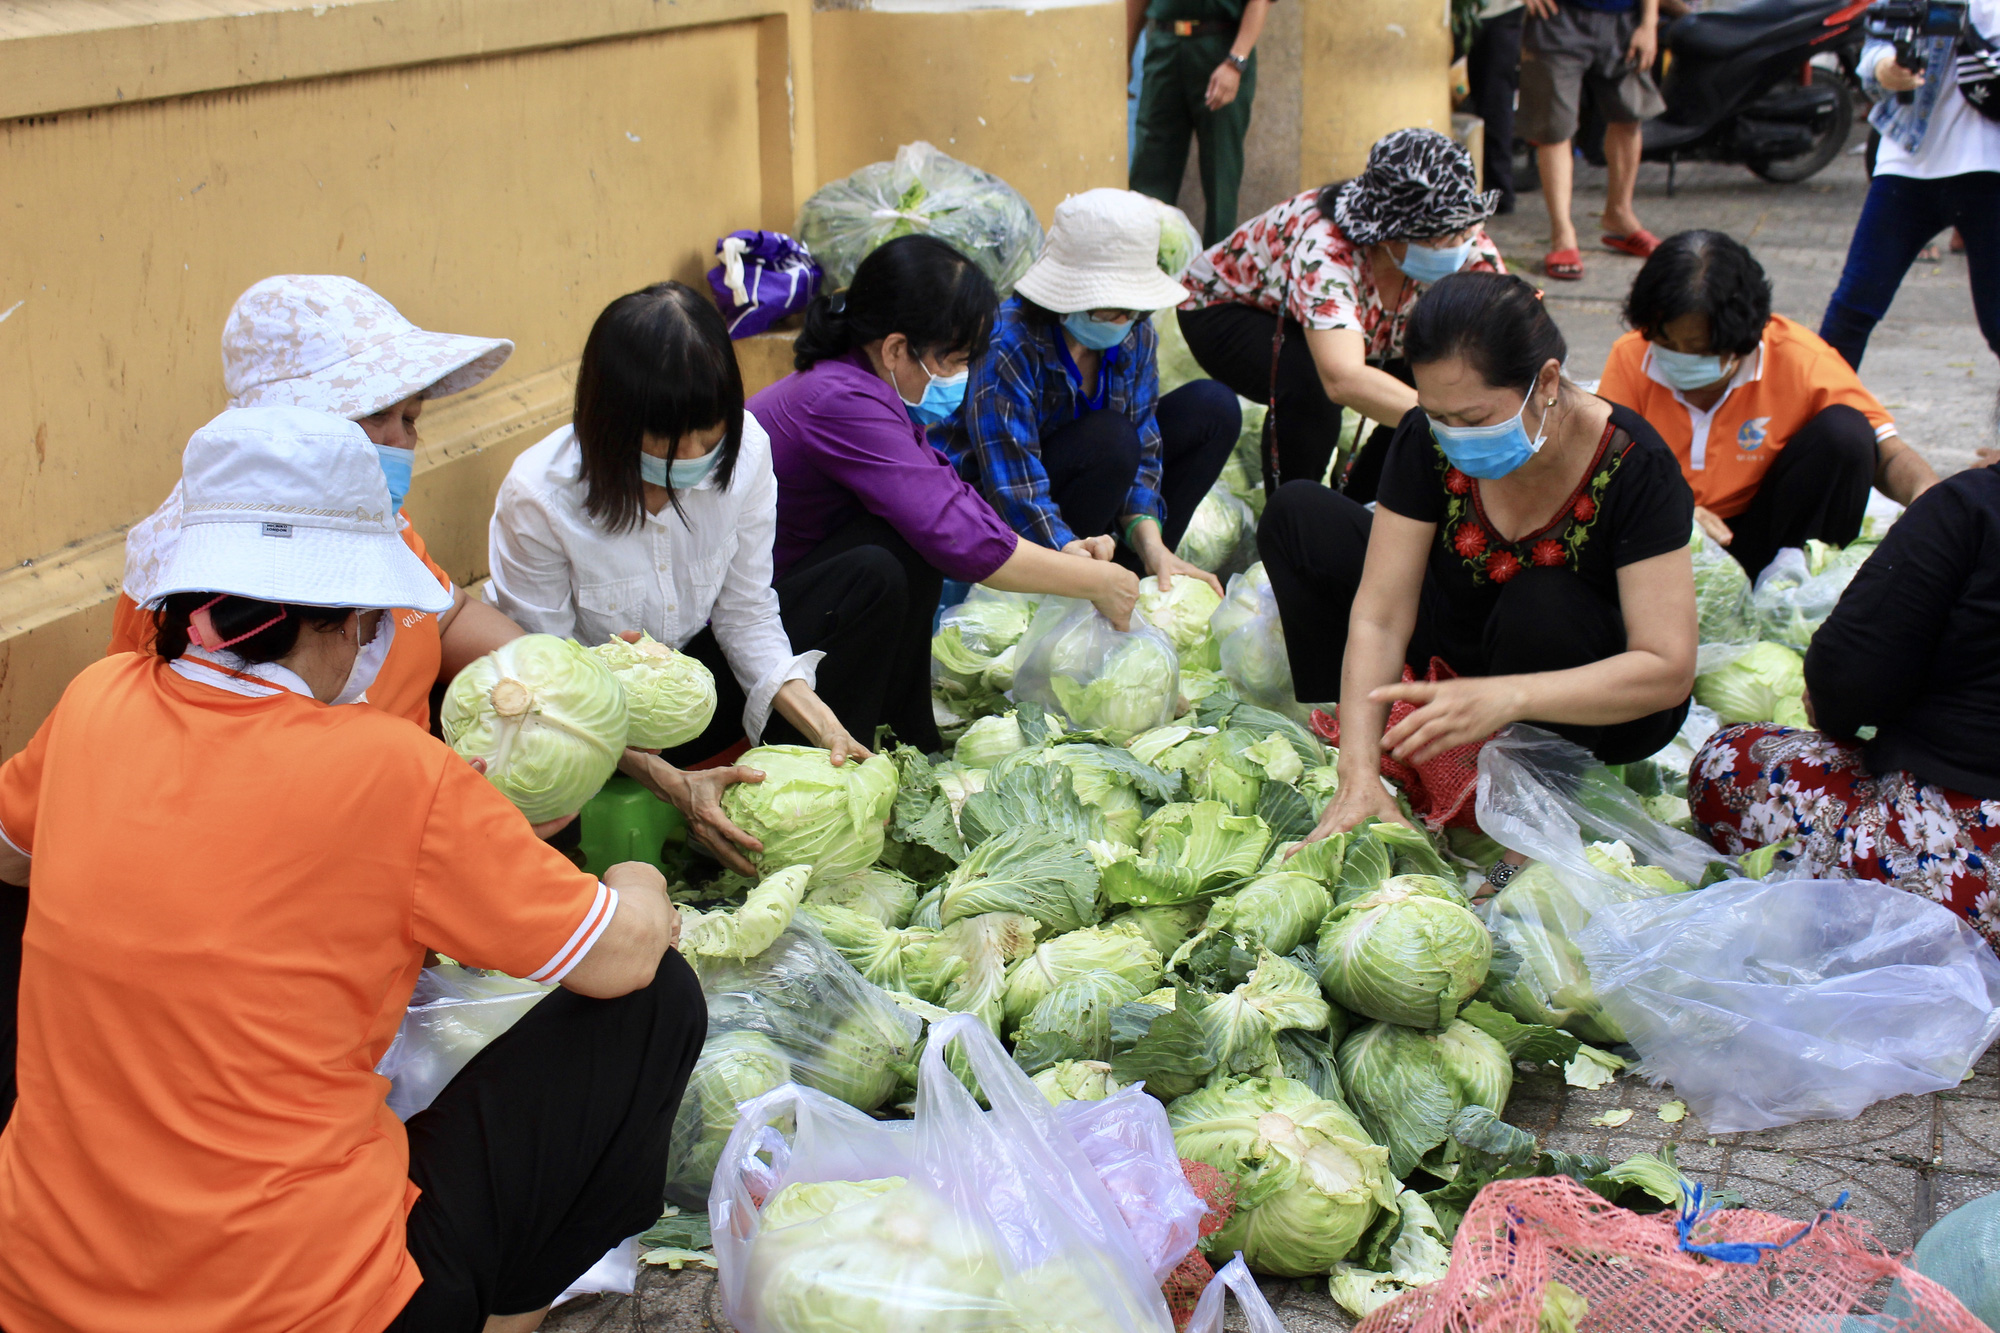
[{"x1": 1738, "y1": 417, "x2": 1771, "y2": 452}]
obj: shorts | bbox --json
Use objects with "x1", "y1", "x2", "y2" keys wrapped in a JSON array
[{"x1": 1517, "y1": 3, "x2": 1665, "y2": 144}]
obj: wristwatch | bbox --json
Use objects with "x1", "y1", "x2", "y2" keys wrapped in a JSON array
[{"x1": 1225, "y1": 51, "x2": 1249, "y2": 72}]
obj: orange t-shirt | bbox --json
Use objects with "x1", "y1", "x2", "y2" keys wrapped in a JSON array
[
  {"x1": 0, "y1": 655, "x2": 613, "y2": 1333},
  {"x1": 1598, "y1": 314, "x2": 1894, "y2": 520},
  {"x1": 107, "y1": 518, "x2": 453, "y2": 730}
]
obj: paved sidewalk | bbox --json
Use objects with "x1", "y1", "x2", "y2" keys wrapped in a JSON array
[{"x1": 1484, "y1": 138, "x2": 1998, "y2": 477}]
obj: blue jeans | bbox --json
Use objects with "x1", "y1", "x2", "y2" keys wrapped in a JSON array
[{"x1": 1819, "y1": 170, "x2": 2000, "y2": 370}]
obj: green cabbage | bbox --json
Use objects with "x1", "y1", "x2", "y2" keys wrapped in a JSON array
[
  {"x1": 665, "y1": 1030, "x2": 792, "y2": 1206},
  {"x1": 1689, "y1": 528, "x2": 1755, "y2": 646},
  {"x1": 1137, "y1": 575, "x2": 1223, "y2": 670},
  {"x1": 805, "y1": 866, "x2": 921, "y2": 928},
  {"x1": 1175, "y1": 490, "x2": 1252, "y2": 574},
  {"x1": 1169, "y1": 1076, "x2": 1396, "y2": 1276},
  {"x1": 801, "y1": 903, "x2": 937, "y2": 993},
  {"x1": 681, "y1": 864, "x2": 810, "y2": 960},
  {"x1": 1094, "y1": 801, "x2": 1273, "y2": 907},
  {"x1": 984, "y1": 742, "x2": 1176, "y2": 849},
  {"x1": 591, "y1": 630, "x2": 717, "y2": 749},
  {"x1": 1012, "y1": 970, "x2": 1142, "y2": 1066},
  {"x1": 953, "y1": 713, "x2": 1027, "y2": 769},
  {"x1": 1211, "y1": 564, "x2": 1301, "y2": 720},
  {"x1": 1137, "y1": 727, "x2": 1302, "y2": 817},
  {"x1": 443, "y1": 634, "x2": 630, "y2": 823},
  {"x1": 1694, "y1": 641, "x2": 1808, "y2": 728},
  {"x1": 1048, "y1": 635, "x2": 1179, "y2": 741},
  {"x1": 1154, "y1": 200, "x2": 1202, "y2": 279},
  {"x1": 1193, "y1": 950, "x2": 1332, "y2": 1078},
  {"x1": 721, "y1": 746, "x2": 899, "y2": 880},
  {"x1": 1032, "y1": 1059, "x2": 1123, "y2": 1105},
  {"x1": 1203, "y1": 872, "x2": 1332, "y2": 956},
  {"x1": 1001, "y1": 926, "x2": 1164, "y2": 1029},
  {"x1": 1336, "y1": 1018, "x2": 1512, "y2": 1177},
  {"x1": 940, "y1": 825, "x2": 1101, "y2": 935},
  {"x1": 794, "y1": 1002, "x2": 922, "y2": 1112},
  {"x1": 1102, "y1": 903, "x2": 1208, "y2": 958},
  {"x1": 1316, "y1": 880, "x2": 1491, "y2": 1029},
  {"x1": 911, "y1": 911, "x2": 1040, "y2": 1032}
]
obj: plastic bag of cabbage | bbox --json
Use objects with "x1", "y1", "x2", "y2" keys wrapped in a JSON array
[
  {"x1": 1175, "y1": 489, "x2": 1255, "y2": 576},
  {"x1": 934, "y1": 589, "x2": 1043, "y2": 725},
  {"x1": 1136, "y1": 575, "x2": 1223, "y2": 671},
  {"x1": 667, "y1": 920, "x2": 923, "y2": 1208},
  {"x1": 443, "y1": 634, "x2": 629, "y2": 823},
  {"x1": 710, "y1": 1014, "x2": 1179, "y2": 1333},
  {"x1": 1011, "y1": 597, "x2": 1179, "y2": 741},
  {"x1": 797, "y1": 140, "x2": 1045, "y2": 294},
  {"x1": 1693, "y1": 640, "x2": 1808, "y2": 728},
  {"x1": 1210, "y1": 565, "x2": 1306, "y2": 723},
  {"x1": 1749, "y1": 541, "x2": 1871, "y2": 652},
  {"x1": 378, "y1": 965, "x2": 553, "y2": 1120},
  {"x1": 1689, "y1": 526, "x2": 1755, "y2": 648}
]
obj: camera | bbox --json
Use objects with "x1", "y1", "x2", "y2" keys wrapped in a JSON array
[{"x1": 1864, "y1": 0, "x2": 1970, "y2": 97}]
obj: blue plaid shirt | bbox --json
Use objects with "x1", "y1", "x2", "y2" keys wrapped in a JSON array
[{"x1": 932, "y1": 297, "x2": 1165, "y2": 550}]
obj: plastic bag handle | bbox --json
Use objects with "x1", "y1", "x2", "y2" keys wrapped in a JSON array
[{"x1": 1184, "y1": 1254, "x2": 1288, "y2": 1333}]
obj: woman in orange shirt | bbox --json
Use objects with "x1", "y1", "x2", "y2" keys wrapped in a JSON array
[
  {"x1": 0, "y1": 406, "x2": 700, "y2": 1333},
  {"x1": 108, "y1": 274, "x2": 527, "y2": 728}
]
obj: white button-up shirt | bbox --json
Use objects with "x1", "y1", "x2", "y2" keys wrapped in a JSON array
[{"x1": 486, "y1": 416, "x2": 818, "y2": 742}]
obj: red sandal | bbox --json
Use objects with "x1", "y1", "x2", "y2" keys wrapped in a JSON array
[
  {"x1": 1601, "y1": 228, "x2": 1661, "y2": 258},
  {"x1": 1544, "y1": 248, "x2": 1584, "y2": 280}
]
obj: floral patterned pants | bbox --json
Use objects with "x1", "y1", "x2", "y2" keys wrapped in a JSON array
[{"x1": 1690, "y1": 722, "x2": 2000, "y2": 952}]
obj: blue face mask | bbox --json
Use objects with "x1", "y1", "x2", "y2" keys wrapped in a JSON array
[
  {"x1": 1396, "y1": 239, "x2": 1474, "y2": 285},
  {"x1": 1430, "y1": 392, "x2": 1554, "y2": 480},
  {"x1": 1062, "y1": 310, "x2": 1132, "y2": 352},
  {"x1": 1651, "y1": 344, "x2": 1733, "y2": 392},
  {"x1": 896, "y1": 361, "x2": 968, "y2": 427},
  {"x1": 639, "y1": 448, "x2": 723, "y2": 489},
  {"x1": 374, "y1": 444, "x2": 414, "y2": 513}
]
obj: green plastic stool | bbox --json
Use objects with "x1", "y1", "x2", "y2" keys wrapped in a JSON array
[{"x1": 578, "y1": 773, "x2": 688, "y2": 876}]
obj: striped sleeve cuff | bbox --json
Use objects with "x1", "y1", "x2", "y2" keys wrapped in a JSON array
[
  {"x1": 526, "y1": 882, "x2": 619, "y2": 985},
  {"x1": 0, "y1": 817, "x2": 27, "y2": 860},
  {"x1": 1874, "y1": 421, "x2": 1897, "y2": 442}
]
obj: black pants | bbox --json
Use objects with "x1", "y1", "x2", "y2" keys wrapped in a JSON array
[
  {"x1": 655, "y1": 542, "x2": 913, "y2": 765},
  {"x1": 1258, "y1": 481, "x2": 1688, "y2": 764},
  {"x1": 1722, "y1": 404, "x2": 1877, "y2": 580},
  {"x1": 1820, "y1": 169, "x2": 2000, "y2": 370},
  {"x1": 0, "y1": 881, "x2": 22, "y2": 1132},
  {"x1": 387, "y1": 953, "x2": 706, "y2": 1330},
  {"x1": 1040, "y1": 379, "x2": 1241, "y2": 560},
  {"x1": 1177, "y1": 304, "x2": 1408, "y2": 496},
  {"x1": 1466, "y1": 7, "x2": 1524, "y2": 211}
]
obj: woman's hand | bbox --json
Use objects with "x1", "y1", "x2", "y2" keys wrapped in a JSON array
[
  {"x1": 1063, "y1": 535, "x2": 1116, "y2": 562},
  {"x1": 1374, "y1": 676, "x2": 1525, "y2": 766},
  {"x1": 1090, "y1": 561, "x2": 1142, "y2": 631},
  {"x1": 1295, "y1": 768, "x2": 1413, "y2": 845},
  {"x1": 1693, "y1": 505, "x2": 1733, "y2": 548},
  {"x1": 1126, "y1": 517, "x2": 1226, "y2": 597},
  {"x1": 814, "y1": 719, "x2": 873, "y2": 767},
  {"x1": 629, "y1": 752, "x2": 767, "y2": 875},
  {"x1": 1876, "y1": 53, "x2": 1926, "y2": 93}
]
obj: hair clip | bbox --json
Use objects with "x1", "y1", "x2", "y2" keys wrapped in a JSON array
[
  {"x1": 188, "y1": 594, "x2": 286, "y2": 651},
  {"x1": 827, "y1": 291, "x2": 848, "y2": 315}
]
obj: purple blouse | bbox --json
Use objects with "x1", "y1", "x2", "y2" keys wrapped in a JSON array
[{"x1": 753, "y1": 350, "x2": 1020, "y2": 582}]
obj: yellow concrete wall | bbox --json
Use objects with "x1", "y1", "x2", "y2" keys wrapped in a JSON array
[
  {"x1": 0, "y1": 0, "x2": 815, "y2": 758},
  {"x1": 810, "y1": 3, "x2": 1129, "y2": 226},
  {"x1": 1300, "y1": 0, "x2": 1454, "y2": 185}
]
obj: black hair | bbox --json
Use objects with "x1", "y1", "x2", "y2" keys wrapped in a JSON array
[
  {"x1": 574, "y1": 281, "x2": 743, "y2": 534},
  {"x1": 1313, "y1": 181, "x2": 1350, "y2": 223},
  {"x1": 152, "y1": 592, "x2": 351, "y2": 664},
  {"x1": 1404, "y1": 271, "x2": 1568, "y2": 392},
  {"x1": 793, "y1": 235, "x2": 998, "y2": 372},
  {"x1": 1622, "y1": 230, "x2": 1772, "y2": 357}
]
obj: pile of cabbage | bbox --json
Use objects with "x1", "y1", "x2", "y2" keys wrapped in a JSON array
[{"x1": 647, "y1": 670, "x2": 1696, "y2": 1320}]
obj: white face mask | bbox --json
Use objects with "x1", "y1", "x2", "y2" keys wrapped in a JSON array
[{"x1": 330, "y1": 613, "x2": 396, "y2": 707}]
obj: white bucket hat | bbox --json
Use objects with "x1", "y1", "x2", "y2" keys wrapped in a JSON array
[
  {"x1": 153, "y1": 406, "x2": 454, "y2": 613},
  {"x1": 222, "y1": 274, "x2": 514, "y2": 419},
  {"x1": 1013, "y1": 189, "x2": 1191, "y2": 315}
]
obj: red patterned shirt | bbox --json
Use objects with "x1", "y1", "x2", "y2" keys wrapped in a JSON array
[{"x1": 1179, "y1": 190, "x2": 1506, "y2": 360}]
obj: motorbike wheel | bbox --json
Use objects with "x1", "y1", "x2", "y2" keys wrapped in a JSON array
[{"x1": 1747, "y1": 74, "x2": 1854, "y2": 184}]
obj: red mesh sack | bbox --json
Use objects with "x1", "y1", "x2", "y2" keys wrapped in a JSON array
[
  {"x1": 1356, "y1": 1175, "x2": 1989, "y2": 1333},
  {"x1": 1312, "y1": 658, "x2": 1488, "y2": 831},
  {"x1": 1163, "y1": 1159, "x2": 1237, "y2": 1330}
]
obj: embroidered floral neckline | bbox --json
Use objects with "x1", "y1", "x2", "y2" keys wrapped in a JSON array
[{"x1": 1439, "y1": 421, "x2": 1624, "y2": 585}]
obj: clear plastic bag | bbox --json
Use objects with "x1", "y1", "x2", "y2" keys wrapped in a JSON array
[
  {"x1": 1690, "y1": 526, "x2": 1755, "y2": 651},
  {"x1": 1056, "y1": 1086, "x2": 1208, "y2": 1283},
  {"x1": 711, "y1": 1013, "x2": 1176, "y2": 1333},
  {"x1": 1577, "y1": 878, "x2": 2000, "y2": 1132},
  {"x1": 1012, "y1": 597, "x2": 1179, "y2": 741},
  {"x1": 667, "y1": 921, "x2": 924, "y2": 1208},
  {"x1": 796, "y1": 141, "x2": 1044, "y2": 294},
  {"x1": 1184, "y1": 1254, "x2": 1288, "y2": 1333},
  {"x1": 1210, "y1": 564, "x2": 1302, "y2": 722},
  {"x1": 377, "y1": 965, "x2": 554, "y2": 1121},
  {"x1": 1473, "y1": 727, "x2": 1735, "y2": 1044},
  {"x1": 1751, "y1": 545, "x2": 1862, "y2": 652},
  {"x1": 1175, "y1": 488, "x2": 1256, "y2": 576}
]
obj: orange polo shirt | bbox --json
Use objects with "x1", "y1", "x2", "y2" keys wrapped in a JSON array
[
  {"x1": 107, "y1": 517, "x2": 453, "y2": 730},
  {"x1": 1599, "y1": 314, "x2": 1894, "y2": 519},
  {"x1": 0, "y1": 654, "x2": 614, "y2": 1333}
]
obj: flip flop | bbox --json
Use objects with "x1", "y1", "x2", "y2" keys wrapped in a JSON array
[
  {"x1": 1601, "y1": 228, "x2": 1662, "y2": 258},
  {"x1": 1544, "y1": 248, "x2": 1584, "y2": 281}
]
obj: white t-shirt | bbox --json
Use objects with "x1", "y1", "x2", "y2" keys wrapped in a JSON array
[{"x1": 1876, "y1": 0, "x2": 2000, "y2": 179}]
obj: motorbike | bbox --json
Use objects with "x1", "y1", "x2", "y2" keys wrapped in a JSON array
[{"x1": 1577, "y1": 0, "x2": 1871, "y2": 186}]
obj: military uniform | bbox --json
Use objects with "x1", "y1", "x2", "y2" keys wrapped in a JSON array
[{"x1": 1129, "y1": 0, "x2": 1262, "y2": 247}]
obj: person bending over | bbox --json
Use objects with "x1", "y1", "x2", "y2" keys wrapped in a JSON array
[
  {"x1": 1266, "y1": 271, "x2": 1698, "y2": 843},
  {"x1": 1601, "y1": 230, "x2": 1938, "y2": 578}
]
